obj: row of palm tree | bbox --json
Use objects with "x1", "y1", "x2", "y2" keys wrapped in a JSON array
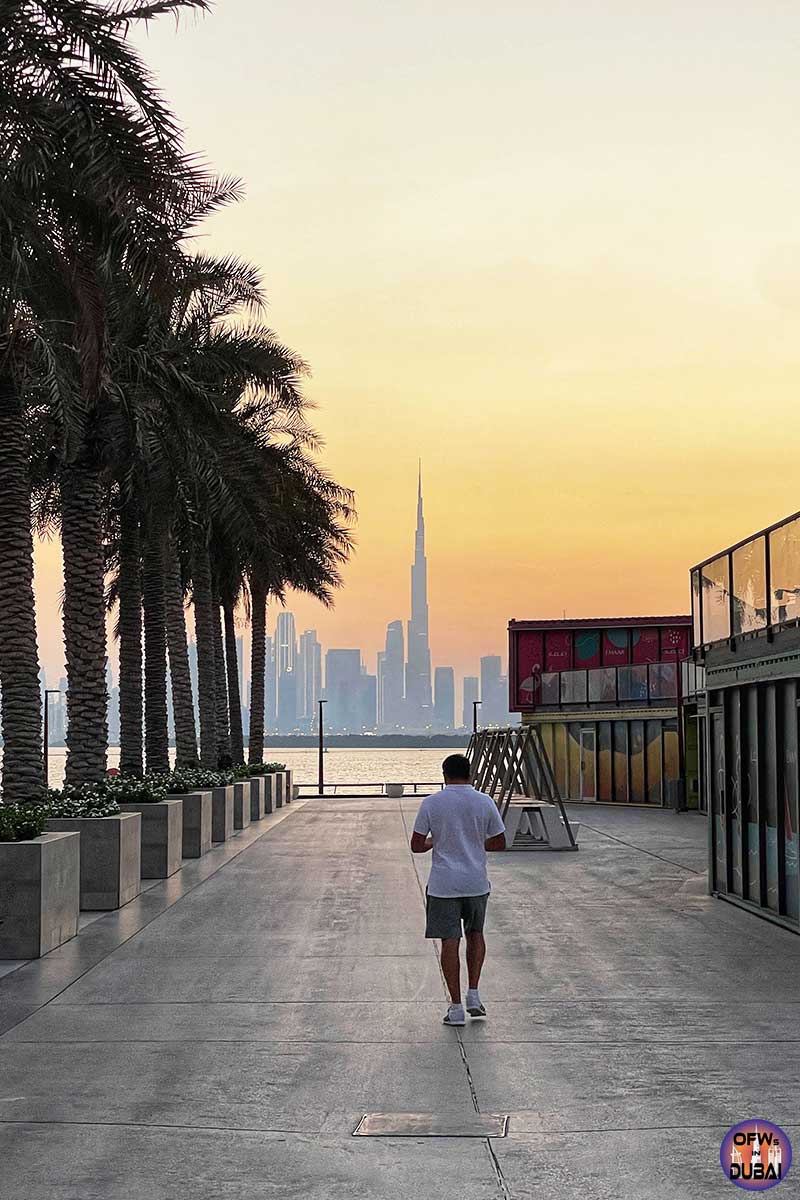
[{"x1": 0, "y1": 0, "x2": 353, "y2": 803}]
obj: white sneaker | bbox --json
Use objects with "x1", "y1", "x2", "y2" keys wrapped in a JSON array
[
  {"x1": 466, "y1": 989, "x2": 486, "y2": 1018},
  {"x1": 443, "y1": 1003, "x2": 466, "y2": 1026}
]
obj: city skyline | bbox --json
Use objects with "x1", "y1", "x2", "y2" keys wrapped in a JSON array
[{"x1": 36, "y1": 474, "x2": 512, "y2": 740}]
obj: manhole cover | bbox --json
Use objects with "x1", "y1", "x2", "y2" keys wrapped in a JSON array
[{"x1": 353, "y1": 1112, "x2": 508, "y2": 1137}]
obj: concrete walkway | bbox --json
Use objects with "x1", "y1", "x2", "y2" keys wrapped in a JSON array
[{"x1": 1, "y1": 797, "x2": 800, "y2": 1198}]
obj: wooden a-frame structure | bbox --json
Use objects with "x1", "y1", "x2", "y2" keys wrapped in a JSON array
[{"x1": 466, "y1": 725, "x2": 578, "y2": 850}]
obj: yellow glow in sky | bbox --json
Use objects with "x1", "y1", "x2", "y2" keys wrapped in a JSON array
[{"x1": 33, "y1": 1, "x2": 800, "y2": 692}]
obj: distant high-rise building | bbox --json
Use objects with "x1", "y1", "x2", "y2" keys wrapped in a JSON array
[
  {"x1": 434, "y1": 667, "x2": 455, "y2": 731},
  {"x1": 297, "y1": 630, "x2": 322, "y2": 730},
  {"x1": 480, "y1": 655, "x2": 507, "y2": 726},
  {"x1": 381, "y1": 619, "x2": 405, "y2": 730},
  {"x1": 275, "y1": 612, "x2": 297, "y2": 732},
  {"x1": 264, "y1": 632, "x2": 277, "y2": 732},
  {"x1": 405, "y1": 466, "x2": 432, "y2": 729},
  {"x1": 277, "y1": 669, "x2": 298, "y2": 735},
  {"x1": 376, "y1": 651, "x2": 386, "y2": 725},
  {"x1": 462, "y1": 675, "x2": 479, "y2": 730},
  {"x1": 324, "y1": 649, "x2": 362, "y2": 732},
  {"x1": 275, "y1": 612, "x2": 296, "y2": 674},
  {"x1": 360, "y1": 671, "x2": 378, "y2": 732}
]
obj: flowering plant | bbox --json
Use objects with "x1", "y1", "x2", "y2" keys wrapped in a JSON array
[{"x1": 0, "y1": 802, "x2": 49, "y2": 841}]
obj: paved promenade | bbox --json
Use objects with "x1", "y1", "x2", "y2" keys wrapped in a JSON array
[{"x1": 1, "y1": 797, "x2": 800, "y2": 1198}]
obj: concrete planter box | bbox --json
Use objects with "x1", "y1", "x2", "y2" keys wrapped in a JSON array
[
  {"x1": 0, "y1": 832, "x2": 79, "y2": 959},
  {"x1": 44, "y1": 813, "x2": 141, "y2": 910},
  {"x1": 211, "y1": 785, "x2": 234, "y2": 842},
  {"x1": 118, "y1": 798, "x2": 182, "y2": 879},
  {"x1": 232, "y1": 782, "x2": 252, "y2": 830},
  {"x1": 274, "y1": 772, "x2": 284, "y2": 809},
  {"x1": 168, "y1": 791, "x2": 211, "y2": 859},
  {"x1": 284, "y1": 770, "x2": 294, "y2": 804},
  {"x1": 261, "y1": 773, "x2": 275, "y2": 814},
  {"x1": 385, "y1": 783, "x2": 404, "y2": 798},
  {"x1": 248, "y1": 776, "x2": 264, "y2": 821}
]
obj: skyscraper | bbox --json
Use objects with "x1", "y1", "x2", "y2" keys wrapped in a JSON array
[
  {"x1": 297, "y1": 629, "x2": 322, "y2": 730},
  {"x1": 405, "y1": 465, "x2": 432, "y2": 729},
  {"x1": 264, "y1": 632, "x2": 277, "y2": 732},
  {"x1": 324, "y1": 649, "x2": 362, "y2": 732},
  {"x1": 480, "y1": 655, "x2": 510, "y2": 726},
  {"x1": 462, "y1": 675, "x2": 479, "y2": 731},
  {"x1": 434, "y1": 666, "x2": 455, "y2": 731},
  {"x1": 380, "y1": 619, "x2": 405, "y2": 730},
  {"x1": 275, "y1": 612, "x2": 297, "y2": 731}
]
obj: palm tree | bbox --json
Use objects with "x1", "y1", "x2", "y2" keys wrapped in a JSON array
[
  {"x1": 0, "y1": 352, "x2": 44, "y2": 799},
  {"x1": 0, "y1": 0, "x2": 210, "y2": 791},
  {"x1": 164, "y1": 537, "x2": 198, "y2": 768},
  {"x1": 222, "y1": 601, "x2": 244, "y2": 766},
  {"x1": 116, "y1": 496, "x2": 144, "y2": 775}
]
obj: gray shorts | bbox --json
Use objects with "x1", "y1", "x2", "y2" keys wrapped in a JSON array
[{"x1": 425, "y1": 891, "x2": 489, "y2": 940}]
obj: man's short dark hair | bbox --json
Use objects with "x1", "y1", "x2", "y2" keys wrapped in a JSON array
[{"x1": 443, "y1": 753, "x2": 471, "y2": 782}]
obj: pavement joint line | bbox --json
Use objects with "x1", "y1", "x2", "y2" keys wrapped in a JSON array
[
  {"x1": 0, "y1": 802, "x2": 306, "y2": 1038},
  {"x1": 397, "y1": 799, "x2": 513, "y2": 1200},
  {"x1": 571, "y1": 820, "x2": 704, "y2": 875},
  {"x1": 6, "y1": 1037, "x2": 797, "y2": 1045},
  {"x1": 3, "y1": 1117, "x2": 800, "y2": 1137}
]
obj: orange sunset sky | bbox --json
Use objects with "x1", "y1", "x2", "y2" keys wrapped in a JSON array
[{"x1": 33, "y1": 1, "x2": 800, "y2": 692}]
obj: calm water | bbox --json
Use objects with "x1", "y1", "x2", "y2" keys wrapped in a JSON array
[{"x1": 25, "y1": 746, "x2": 466, "y2": 792}]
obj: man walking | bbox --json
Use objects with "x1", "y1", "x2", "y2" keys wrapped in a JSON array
[{"x1": 411, "y1": 753, "x2": 506, "y2": 1026}]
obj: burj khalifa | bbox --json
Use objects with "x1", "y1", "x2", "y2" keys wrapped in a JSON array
[{"x1": 405, "y1": 464, "x2": 432, "y2": 726}]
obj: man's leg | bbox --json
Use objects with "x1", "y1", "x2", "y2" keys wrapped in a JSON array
[
  {"x1": 466, "y1": 931, "x2": 486, "y2": 990},
  {"x1": 440, "y1": 937, "x2": 462, "y2": 1004}
]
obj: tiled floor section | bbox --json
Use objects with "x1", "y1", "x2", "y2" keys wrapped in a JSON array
[{"x1": 1, "y1": 798, "x2": 799, "y2": 1198}]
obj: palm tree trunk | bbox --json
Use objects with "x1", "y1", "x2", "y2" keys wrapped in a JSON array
[
  {"x1": 0, "y1": 371, "x2": 44, "y2": 800},
  {"x1": 118, "y1": 498, "x2": 143, "y2": 776},
  {"x1": 223, "y1": 602, "x2": 244, "y2": 765},
  {"x1": 61, "y1": 464, "x2": 108, "y2": 785},
  {"x1": 212, "y1": 595, "x2": 232, "y2": 767},
  {"x1": 142, "y1": 514, "x2": 169, "y2": 774},
  {"x1": 247, "y1": 578, "x2": 266, "y2": 765},
  {"x1": 164, "y1": 545, "x2": 197, "y2": 768},
  {"x1": 191, "y1": 535, "x2": 217, "y2": 769}
]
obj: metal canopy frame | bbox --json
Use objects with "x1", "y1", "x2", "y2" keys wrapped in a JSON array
[{"x1": 466, "y1": 725, "x2": 578, "y2": 849}]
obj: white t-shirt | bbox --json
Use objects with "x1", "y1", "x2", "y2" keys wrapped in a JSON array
[{"x1": 413, "y1": 784, "x2": 506, "y2": 898}]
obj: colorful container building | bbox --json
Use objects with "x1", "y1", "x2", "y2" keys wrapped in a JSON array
[
  {"x1": 692, "y1": 508, "x2": 800, "y2": 931},
  {"x1": 508, "y1": 616, "x2": 691, "y2": 806}
]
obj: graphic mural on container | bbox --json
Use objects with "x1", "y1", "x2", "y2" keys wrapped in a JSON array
[
  {"x1": 574, "y1": 631, "x2": 601, "y2": 669},
  {"x1": 632, "y1": 629, "x2": 659, "y2": 664},
  {"x1": 515, "y1": 630, "x2": 543, "y2": 707},
  {"x1": 602, "y1": 629, "x2": 629, "y2": 665},
  {"x1": 545, "y1": 631, "x2": 572, "y2": 672},
  {"x1": 661, "y1": 626, "x2": 690, "y2": 661}
]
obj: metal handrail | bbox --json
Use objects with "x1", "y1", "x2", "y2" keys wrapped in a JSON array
[{"x1": 295, "y1": 780, "x2": 441, "y2": 795}]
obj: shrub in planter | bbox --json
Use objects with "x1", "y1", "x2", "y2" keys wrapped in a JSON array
[
  {"x1": 46, "y1": 786, "x2": 121, "y2": 818},
  {"x1": 0, "y1": 802, "x2": 49, "y2": 842},
  {"x1": 44, "y1": 788, "x2": 141, "y2": 911},
  {"x1": 244, "y1": 761, "x2": 286, "y2": 777},
  {"x1": 0, "y1": 804, "x2": 79, "y2": 957}
]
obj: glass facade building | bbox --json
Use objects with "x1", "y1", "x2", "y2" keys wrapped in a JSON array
[
  {"x1": 508, "y1": 617, "x2": 691, "y2": 805},
  {"x1": 692, "y1": 509, "x2": 800, "y2": 931}
]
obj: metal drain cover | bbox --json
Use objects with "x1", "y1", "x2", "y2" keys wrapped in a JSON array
[{"x1": 353, "y1": 1112, "x2": 508, "y2": 1137}]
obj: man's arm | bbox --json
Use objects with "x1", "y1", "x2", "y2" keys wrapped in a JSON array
[
  {"x1": 485, "y1": 832, "x2": 506, "y2": 851},
  {"x1": 411, "y1": 799, "x2": 431, "y2": 853}
]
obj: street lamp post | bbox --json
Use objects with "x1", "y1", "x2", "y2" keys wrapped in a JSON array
[
  {"x1": 318, "y1": 699, "x2": 327, "y2": 795},
  {"x1": 43, "y1": 689, "x2": 62, "y2": 788},
  {"x1": 472, "y1": 699, "x2": 482, "y2": 734}
]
